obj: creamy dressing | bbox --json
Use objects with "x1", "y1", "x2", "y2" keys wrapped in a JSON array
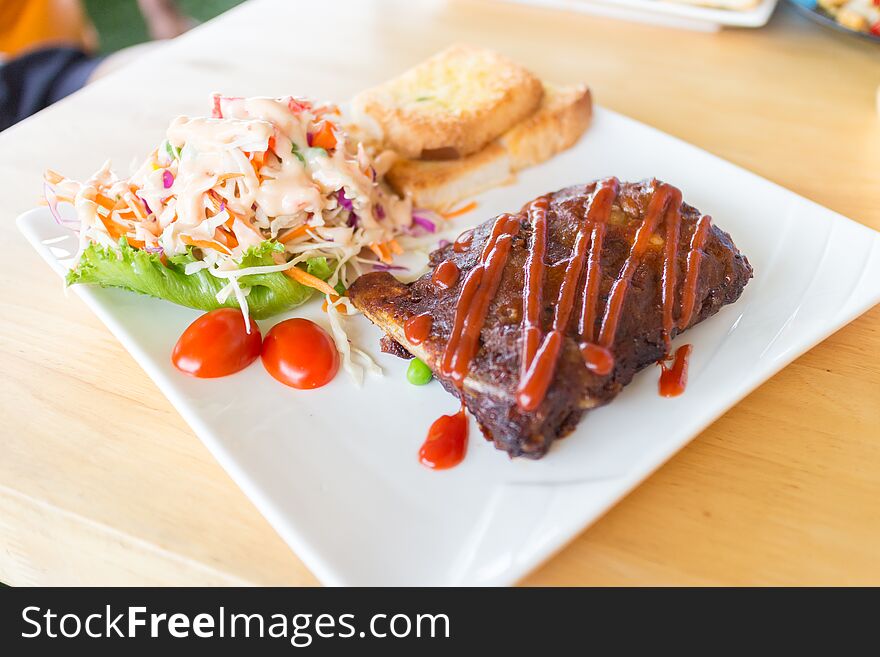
[
  {"x1": 47, "y1": 94, "x2": 419, "y2": 380},
  {"x1": 76, "y1": 95, "x2": 412, "y2": 267},
  {"x1": 166, "y1": 116, "x2": 273, "y2": 152},
  {"x1": 258, "y1": 167, "x2": 322, "y2": 218}
]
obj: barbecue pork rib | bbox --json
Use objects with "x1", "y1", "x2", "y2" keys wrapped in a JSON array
[{"x1": 349, "y1": 179, "x2": 753, "y2": 458}]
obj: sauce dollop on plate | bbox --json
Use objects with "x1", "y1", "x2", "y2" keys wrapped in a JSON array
[{"x1": 419, "y1": 406, "x2": 468, "y2": 470}]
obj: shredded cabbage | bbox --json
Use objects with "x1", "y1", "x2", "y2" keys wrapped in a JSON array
[{"x1": 46, "y1": 94, "x2": 417, "y2": 381}]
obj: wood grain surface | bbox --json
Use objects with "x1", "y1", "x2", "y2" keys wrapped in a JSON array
[{"x1": 1, "y1": 0, "x2": 878, "y2": 586}]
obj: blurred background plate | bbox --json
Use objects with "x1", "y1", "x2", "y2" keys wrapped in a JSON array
[
  {"x1": 786, "y1": 0, "x2": 880, "y2": 43},
  {"x1": 499, "y1": 0, "x2": 780, "y2": 31}
]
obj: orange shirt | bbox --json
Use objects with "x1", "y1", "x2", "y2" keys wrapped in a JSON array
[{"x1": 0, "y1": 0, "x2": 97, "y2": 58}]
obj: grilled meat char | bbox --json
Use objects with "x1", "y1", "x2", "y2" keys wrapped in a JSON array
[{"x1": 349, "y1": 179, "x2": 753, "y2": 458}]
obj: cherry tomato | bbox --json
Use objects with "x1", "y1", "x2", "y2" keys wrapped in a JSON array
[
  {"x1": 261, "y1": 318, "x2": 339, "y2": 389},
  {"x1": 172, "y1": 308, "x2": 262, "y2": 378}
]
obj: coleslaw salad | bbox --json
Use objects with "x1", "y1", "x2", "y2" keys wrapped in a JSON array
[{"x1": 43, "y1": 94, "x2": 448, "y2": 382}]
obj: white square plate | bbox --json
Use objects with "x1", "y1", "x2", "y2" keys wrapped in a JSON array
[{"x1": 18, "y1": 107, "x2": 880, "y2": 585}]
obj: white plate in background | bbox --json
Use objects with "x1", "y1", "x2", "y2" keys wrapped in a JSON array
[
  {"x1": 500, "y1": 0, "x2": 780, "y2": 31},
  {"x1": 18, "y1": 106, "x2": 880, "y2": 585}
]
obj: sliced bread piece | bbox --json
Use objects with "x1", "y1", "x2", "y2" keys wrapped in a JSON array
[
  {"x1": 386, "y1": 142, "x2": 513, "y2": 211},
  {"x1": 502, "y1": 82, "x2": 592, "y2": 171},
  {"x1": 351, "y1": 44, "x2": 544, "y2": 160},
  {"x1": 385, "y1": 82, "x2": 592, "y2": 210}
]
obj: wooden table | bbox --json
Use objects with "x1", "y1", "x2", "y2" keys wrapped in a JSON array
[{"x1": 1, "y1": 0, "x2": 878, "y2": 586}]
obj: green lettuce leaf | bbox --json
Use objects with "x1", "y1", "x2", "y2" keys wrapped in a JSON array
[
  {"x1": 66, "y1": 240, "x2": 333, "y2": 319},
  {"x1": 305, "y1": 255, "x2": 333, "y2": 280}
]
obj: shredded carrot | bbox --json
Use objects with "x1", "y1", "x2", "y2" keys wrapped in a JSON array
[
  {"x1": 125, "y1": 194, "x2": 147, "y2": 221},
  {"x1": 206, "y1": 192, "x2": 255, "y2": 235},
  {"x1": 210, "y1": 196, "x2": 233, "y2": 223},
  {"x1": 310, "y1": 121, "x2": 337, "y2": 150},
  {"x1": 94, "y1": 194, "x2": 117, "y2": 212},
  {"x1": 144, "y1": 220, "x2": 162, "y2": 237},
  {"x1": 98, "y1": 214, "x2": 127, "y2": 240},
  {"x1": 126, "y1": 237, "x2": 145, "y2": 249},
  {"x1": 441, "y1": 200, "x2": 478, "y2": 220},
  {"x1": 216, "y1": 172, "x2": 244, "y2": 183},
  {"x1": 284, "y1": 266, "x2": 337, "y2": 297},
  {"x1": 214, "y1": 227, "x2": 239, "y2": 250},
  {"x1": 230, "y1": 207, "x2": 262, "y2": 237},
  {"x1": 208, "y1": 190, "x2": 222, "y2": 207},
  {"x1": 93, "y1": 195, "x2": 129, "y2": 238},
  {"x1": 250, "y1": 151, "x2": 265, "y2": 171},
  {"x1": 180, "y1": 234, "x2": 232, "y2": 255},
  {"x1": 278, "y1": 224, "x2": 310, "y2": 244},
  {"x1": 369, "y1": 242, "x2": 393, "y2": 264},
  {"x1": 388, "y1": 239, "x2": 403, "y2": 255},
  {"x1": 322, "y1": 294, "x2": 348, "y2": 315},
  {"x1": 111, "y1": 197, "x2": 133, "y2": 218},
  {"x1": 44, "y1": 169, "x2": 65, "y2": 184}
]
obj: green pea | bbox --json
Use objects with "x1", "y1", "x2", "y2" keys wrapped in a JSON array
[{"x1": 407, "y1": 358, "x2": 433, "y2": 385}]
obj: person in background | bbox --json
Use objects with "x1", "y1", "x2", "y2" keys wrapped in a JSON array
[{"x1": 0, "y1": 0, "x2": 193, "y2": 131}]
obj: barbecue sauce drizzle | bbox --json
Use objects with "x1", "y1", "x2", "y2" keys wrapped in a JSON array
[
  {"x1": 438, "y1": 178, "x2": 713, "y2": 415},
  {"x1": 517, "y1": 179, "x2": 620, "y2": 410},
  {"x1": 432, "y1": 259, "x2": 460, "y2": 289},
  {"x1": 440, "y1": 213, "x2": 521, "y2": 387},
  {"x1": 453, "y1": 229, "x2": 474, "y2": 253},
  {"x1": 404, "y1": 312, "x2": 433, "y2": 346}
]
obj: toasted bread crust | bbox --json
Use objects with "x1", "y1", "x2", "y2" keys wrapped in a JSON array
[
  {"x1": 385, "y1": 142, "x2": 513, "y2": 210},
  {"x1": 503, "y1": 82, "x2": 592, "y2": 171},
  {"x1": 352, "y1": 44, "x2": 544, "y2": 159},
  {"x1": 384, "y1": 82, "x2": 592, "y2": 210}
]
